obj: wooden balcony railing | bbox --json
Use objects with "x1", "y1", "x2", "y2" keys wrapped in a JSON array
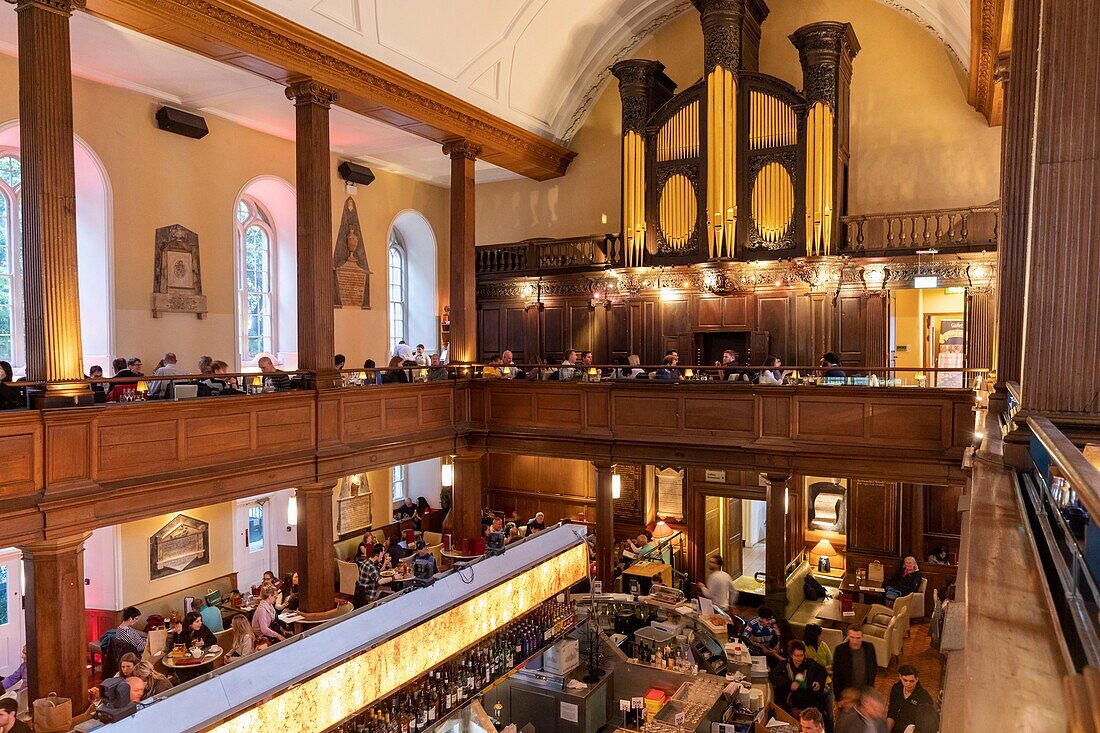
[
  {"x1": 0, "y1": 377, "x2": 975, "y2": 549},
  {"x1": 840, "y1": 205, "x2": 999, "y2": 253},
  {"x1": 475, "y1": 233, "x2": 623, "y2": 276}
]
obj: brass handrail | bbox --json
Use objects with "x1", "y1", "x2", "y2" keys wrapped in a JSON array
[{"x1": 1027, "y1": 414, "x2": 1100, "y2": 520}]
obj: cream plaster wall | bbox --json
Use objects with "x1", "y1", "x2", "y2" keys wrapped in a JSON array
[
  {"x1": 0, "y1": 52, "x2": 450, "y2": 373},
  {"x1": 117, "y1": 503, "x2": 234, "y2": 608},
  {"x1": 475, "y1": 0, "x2": 1000, "y2": 243}
]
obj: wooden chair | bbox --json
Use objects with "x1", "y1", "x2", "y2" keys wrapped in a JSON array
[{"x1": 336, "y1": 559, "x2": 359, "y2": 597}]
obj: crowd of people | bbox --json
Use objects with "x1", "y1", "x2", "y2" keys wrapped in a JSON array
[
  {"x1": 476, "y1": 348, "x2": 847, "y2": 384},
  {"x1": 718, "y1": 555, "x2": 940, "y2": 733}
]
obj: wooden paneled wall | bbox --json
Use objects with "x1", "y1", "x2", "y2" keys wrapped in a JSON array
[{"x1": 478, "y1": 286, "x2": 891, "y2": 366}]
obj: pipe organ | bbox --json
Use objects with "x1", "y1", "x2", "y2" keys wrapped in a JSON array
[{"x1": 613, "y1": 0, "x2": 859, "y2": 267}]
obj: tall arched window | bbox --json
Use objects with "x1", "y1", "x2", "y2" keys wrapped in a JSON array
[
  {"x1": 236, "y1": 196, "x2": 276, "y2": 362},
  {"x1": 0, "y1": 152, "x2": 22, "y2": 366},
  {"x1": 388, "y1": 231, "x2": 408, "y2": 354}
]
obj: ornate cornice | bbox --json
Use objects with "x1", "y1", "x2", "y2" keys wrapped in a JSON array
[
  {"x1": 789, "y1": 22, "x2": 860, "y2": 110},
  {"x1": 967, "y1": 0, "x2": 1008, "y2": 126},
  {"x1": 611, "y1": 59, "x2": 675, "y2": 134},
  {"x1": 285, "y1": 78, "x2": 338, "y2": 108},
  {"x1": 443, "y1": 139, "x2": 482, "y2": 161},
  {"x1": 7, "y1": 0, "x2": 85, "y2": 13},
  {"x1": 79, "y1": 0, "x2": 575, "y2": 180},
  {"x1": 693, "y1": 0, "x2": 744, "y2": 73}
]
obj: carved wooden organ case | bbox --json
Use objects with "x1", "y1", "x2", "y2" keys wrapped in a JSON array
[{"x1": 612, "y1": 0, "x2": 860, "y2": 268}]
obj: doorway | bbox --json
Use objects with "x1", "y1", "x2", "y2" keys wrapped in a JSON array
[
  {"x1": 233, "y1": 497, "x2": 274, "y2": 589},
  {"x1": 703, "y1": 497, "x2": 767, "y2": 597},
  {"x1": 0, "y1": 549, "x2": 24, "y2": 678}
]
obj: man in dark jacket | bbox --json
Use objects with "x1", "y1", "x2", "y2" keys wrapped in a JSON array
[
  {"x1": 832, "y1": 628, "x2": 878, "y2": 696},
  {"x1": 887, "y1": 665, "x2": 938, "y2": 733},
  {"x1": 769, "y1": 640, "x2": 828, "y2": 714}
]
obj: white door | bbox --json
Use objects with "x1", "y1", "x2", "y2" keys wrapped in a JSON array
[
  {"x1": 0, "y1": 550, "x2": 24, "y2": 678},
  {"x1": 234, "y1": 498, "x2": 273, "y2": 590}
]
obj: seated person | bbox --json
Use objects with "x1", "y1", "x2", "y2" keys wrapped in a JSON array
[
  {"x1": 757, "y1": 355, "x2": 790, "y2": 385},
  {"x1": 132, "y1": 661, "x2": 172, "y2": 699},
  {"x1": 621, "y1": 533, "x2": 650, "y2": 563},
  {"x1": 926, "y1": 544, "x2": 952, "y2": 565},
  {"x1": 394, "y1": 497, "x2": 417, "y2": 521},
  {"x1": 499, "y1": 350, "x2": 522, "y2": 379},
  {"x1": 276, "y1": 573, "x2": 299, "y2": 613},
  {"x1": 486, "y1": 517, "x2": 507, "y2": 553},
  {"x1": 887, "y1": 664, "x2": 938, "y2": 733},
  {"x1": 363, "y1": 359, "x2": 383, "y2": 386},
  {"x1": 354, "y1": 531, "x2": 374, "y2": 562},
  {"x1": 191, "y1": 596, "x2": 224, "y2": 633},
  {"x1": 884, "y1": 556, "x2": 923, "y2": 603},
  {"x1": 381, "y1": 355, "x2": 409, "y2": 383},
  {"x1": 0, "y1": 697, "x2": 30, "y2": 733},
  {"x1": 526, "y1": 512, "x2": 546, "y2": 534},
  {"x1": 386, "y1": 535, "x2": 407, "y2": 569},
  {"x1": 411, "y1": 540, "x2": 438, "y2": 580},
  {"x1": 742, "y1": 606, "x2": 784, "y2": 662},
  {"x1": 252, "y1": 586, "x2": 287, "y2": 643},
  {"x1": 426, "y1": 354, "x2": 450, "y2": 381},
  {"x1": 482, "y1": 355, "x2": 502, "y2": 379},
  {"x1": 768, "y1": 640, "x2": 827, "y2": 715},
  {"x1": 505, "y1": 522, "x2": 521, "y2": 544},
  {"x1": 820, "y1": 352, "x2": 845, "y2": 379},
  {"x1": 654, "y1": 354, "x2": 679, "y2": 380},
  {"x1": 87, "y1": 364, "x2": 106, "y2": 395},
  {"x1": 227, "y1": 614, "x2": 256, "y2": 660},
  {"x1": 114, "y1": 652, "x2": 139, "y2": 679},
  {"x1": 175, "y1": 612, "x2": 217, "y2": 651},
  {"x1": 353, "y1": 545, "x2": 392, "y2": 609},
  {"x1": 106, "y1": 607, "x2": 146, "y2": 677},
  {"x1": 258, "y1": 354, "x2": 293, "y2": 391},
  {"x1": 0, "y1": 645, "x2": 25, "y2": 694}
]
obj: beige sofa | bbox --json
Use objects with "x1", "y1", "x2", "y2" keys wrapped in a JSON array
[{"x1": 785, "y1": 562, "x2": 832, "y2": 633}]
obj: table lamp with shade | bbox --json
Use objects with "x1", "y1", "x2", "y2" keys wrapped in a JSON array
[
  {"x1": 812, "y1": 538, "x2": 838, "y2": 572},
  {"x1": 652, "y1": 520, "x2": 675, "y2": 539}
]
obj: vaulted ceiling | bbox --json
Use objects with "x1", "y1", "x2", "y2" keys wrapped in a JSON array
[
  {"x1": 253, "y1": 0, "x2": 972, "y2": 144},
  {"x1": 0, "y1": 0, "x2": 974, "y2": 184}
]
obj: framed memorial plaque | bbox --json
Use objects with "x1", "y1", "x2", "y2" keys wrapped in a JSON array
[
  {"x1": 151, "y1": 224, "x2": 207, "y2": 318},
  {"x1": 149, "y1": 514, "x2": 210, "y2": 580},
  {"x1": 333, "y1": 197, "x2": 371, "y2": 309}
]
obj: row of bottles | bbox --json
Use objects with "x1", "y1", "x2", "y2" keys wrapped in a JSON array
[{"x1": 328, "y1": 598, "x2": 575, "y2": 733}]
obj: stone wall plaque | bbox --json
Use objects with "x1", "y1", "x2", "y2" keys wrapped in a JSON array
[
  {"x1": 149, "y1": 514, "x2": 210, "y2": 580},
  {"x1": 337, "y1": 473, "x2": 372, "y2": 535},
  {"x1": 152, "y1": 224, "x2": 207, "y2": 319},
  {"x1": 333, "y1": 197, "x2": 371, "y2": 309}
]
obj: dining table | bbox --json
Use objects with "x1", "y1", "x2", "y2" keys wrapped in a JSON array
[
  {"x1": 814, "y1": 599, "x2": 872, "y2": 631},
  {"x1": 838, "y1": 575, "x2": 886, "y2": 604},
  {"x1": 162, "y1": 646, "x2": 225, "y2": 681}
]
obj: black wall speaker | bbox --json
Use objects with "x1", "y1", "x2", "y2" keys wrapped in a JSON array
[
  {"x1": 338, "y1": 161, "x2": 376, "y2": 187},
  {"x1": 155, "y1": 106, "x2": 209, "y2": 140}
]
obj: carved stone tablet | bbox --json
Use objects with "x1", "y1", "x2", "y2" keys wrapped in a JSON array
[
  {"x1": 152, "y1": 224, "x2": 207, "y2": 319},
  {"x1": 333, "y1": 197, "x2": 371, "y2": 309},
  {"x1": 149, "y1": 514, "x2": 210, "y2": 579}
]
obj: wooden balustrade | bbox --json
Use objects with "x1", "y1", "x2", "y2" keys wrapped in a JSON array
[
  {"x1": 841, "y1": 205, "x2": 999, "y2": 253},
  {"x1": 0, "y1": 378, "x2": 973, "y2": 548},
  {"x1": 475, "y1": 233, "x2": 623, "y2": 276}
]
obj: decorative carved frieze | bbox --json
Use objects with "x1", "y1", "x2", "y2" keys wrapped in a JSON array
[
  {"x1": 693, "y1": 0, "x2": 744, "y2": 73},
  {"x1": 285, "y1": 78, "x2": 338, "y2": 108},
  {"x1": 789, "y1": 22, "x2": 861, "y2": 110},
  {"x1": 611, "y1": 60, "x2": 676, "y2": 134},
  {"x1": 443, "y1": 139, "x2": 483, "y2": 161},
  {"x1": 6, "y1": 0, "x2": 85, "y2": 13}
]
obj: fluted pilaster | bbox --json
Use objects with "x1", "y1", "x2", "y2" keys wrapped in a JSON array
[
  {"x1": 286, "y1": 79, "x2": 340, "y2": 388},
  {"x1": 444, "y1": 139, "x2": 480, "y2": 364},
  {"x1": 14, "y1": 0, "x2": 88, "y2": 404}
]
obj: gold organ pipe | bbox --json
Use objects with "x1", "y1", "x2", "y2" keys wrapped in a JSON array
[
  {"x1": 724, "y1": 69, "x2": 736, "y2": 254},
  {"x1": 623, "y1": 133, "x2": 633, "y2": 264}
]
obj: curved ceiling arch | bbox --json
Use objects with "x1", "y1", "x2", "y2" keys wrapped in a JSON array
[{"x1": 251, "y1": 0, "x2": 969, "y2": 145}]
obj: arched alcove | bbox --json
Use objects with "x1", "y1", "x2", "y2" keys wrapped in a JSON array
[
  {"x1": 0, "y1": 121, "x2": 113, "y2": 375},
  {"x1": 233, "y1": 176, "x2": 297, "y2": 369},
  {"x1": 388, "y1": 209, "x2": 438, "y2": 352}
]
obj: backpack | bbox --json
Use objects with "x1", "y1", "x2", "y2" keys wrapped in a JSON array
[{"x1": 803, "y1": 574, "x2": 827, "y2": 601}]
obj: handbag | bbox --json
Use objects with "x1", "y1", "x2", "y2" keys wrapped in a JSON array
[
  {"x1": 867, "y1": 560, "x2": 884, "y2": 584},
  {"x1": 33, "y1": 692, "x2": 73, "y2": 733}
]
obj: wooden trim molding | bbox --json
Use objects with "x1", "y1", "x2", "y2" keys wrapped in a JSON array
[
  {"x1": 80, "y1": 0, "x2": 576, "y2": 180},
  {"x1": 968, "y1": 0, "x2": 1012, "y2": 126}
]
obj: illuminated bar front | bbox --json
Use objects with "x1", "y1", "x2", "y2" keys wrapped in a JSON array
[{"x1": 103, "y1": 525, "x2": 590, "y2": 733}]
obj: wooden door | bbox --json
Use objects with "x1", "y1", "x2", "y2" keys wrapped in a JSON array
[
  {"x1": 725, "y1": 498, "x2": 743, "y2": 577},
  {"x1": 704, "y1": 496, "x2": 722, "y2": 564}
]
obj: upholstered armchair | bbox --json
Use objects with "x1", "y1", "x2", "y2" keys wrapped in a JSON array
[
  {"x1": 909, "y1": 577, "x2": 929, "y2": 620},
  {"x1": 861, "y1": 613, "x2": 900, "y2": 667}
]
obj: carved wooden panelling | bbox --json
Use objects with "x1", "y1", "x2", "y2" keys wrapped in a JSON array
[
  {"x1": 698, "y1": 297, "x2": 723, "y2": 328},
  {"x1": 925, "y1": 484, "x2": 964, "y2": 536},
  {"x1": 757, "y1": 296, "x2": 791, "y2": 363},
  {"x1": 542, "y1": 306, "x2": 564, "y2": 356},
  {"x1": 568, "y1": 305, "x2": 594, "y2": 353},
  {"x1": 610, "y1": 303, "x2": 630, "y2": 356},
  {"x1": 535, "y1": 390, "x2": 583, "y2": 425},
  {"x1": 343, "y1": 397, "x2": 384, "y2": 441},
  {"x1": 382, "y1": 395, "x2": 421, "y2": 431},
  {"x1": 185, "y1": 413, "x2": 251, "y2": 459},
  {"x1": 868, "y1": 401, "x2": 946, "y2": 448},
  {"x1": 759, "y1": 395, "x2": 792, "y2": 438},
  {"x1": 487, "y1": 390, "x2": 535, "y2": 422},
  {"x1": 837, "y1": 295, "x2": 864, "y2": 362},
  {"x1": 613, "y1": 394, "x2": 680, "y2": 429},
  {"x1": 479, "y1": 306, "x2": 501, "y2": 356},
  {"x1": 793, "y1": 398, "x2": 866, "y2": 441},
  {"x1": 97, "y1": 419, "x2": 177, "y2": 480},
  {"x1": 0, "y1": 415, "x2": 40, "y2": 499},
  {"x1": 849, "y1": 479, "x2": 900, "y2": 555},
  {"x1": 505, "y1": 308, "x2": 526, "y2": 360},
  {"x1": 419, "y1": 391, "x2": 453, "y2": 425},
  {"x1": 682, "y1": 396, "x2": 754, "y2": 434},
  {"x1": 255, "y1": 405, "x2": 313, "y2": 446}
]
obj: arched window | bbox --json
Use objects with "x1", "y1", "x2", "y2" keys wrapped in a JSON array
[
  {"x1": 388, "y1": 232, "x2": 408, "y2": 354},
  {"x1": 236, "y1": 196, "x2": 276, "y2": 363},
  {"x1": 0, "y1": 152, "x2": 22, "y2": 367}
]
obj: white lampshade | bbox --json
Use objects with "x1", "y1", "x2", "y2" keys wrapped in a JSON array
[
  {"x1": 441, "y1": 460, "x2": 454, "y2": 488},
  {"x1": 611, "y1": 473, "x2": 622, "y2": 500},
  {"x1": 287, "y1": 494, "x2": 298, "y2": 526}
]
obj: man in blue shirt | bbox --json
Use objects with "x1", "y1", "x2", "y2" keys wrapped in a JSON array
[
  {"x1": 193, "y1": 596, "x2": 224, "y2": 633},
  {"x1": 742, "y1": 605, "x2": 783, "y2": 662}
]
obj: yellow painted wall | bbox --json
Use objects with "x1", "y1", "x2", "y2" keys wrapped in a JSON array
[
  {"x1": 892, "y1": 288, "x2": 965, "y2": 368},
  {"x1": 476, "y1": 0, "x2": 1000, "y2": 243},
  {"x1": 0, "y1": 52, "x2": 450, "y2": 372},
  {"x1": 118, "y1": 503, "x2": 234, "y2": 608}
]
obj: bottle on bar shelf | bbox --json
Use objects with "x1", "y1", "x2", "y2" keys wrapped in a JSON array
[{"x1": 329, "y1": 598, "x2": 576, "y2": 733}]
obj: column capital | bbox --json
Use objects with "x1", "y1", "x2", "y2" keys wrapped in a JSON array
[
  {"x1": 285, "y1": 78, "x2": 339, "y2": 108},
  {"x1": 443, "y1": 138, "x2": 482, "y2": 161},
  {"x1": 761, "y1": 472, "x2": 792, "y2": 486},
  {"x1": 19, "y1": 531, "x2": 91, "y2": 557},
  {"x1": 6, "y1": 0, "x2": 85, "y2": 14}
]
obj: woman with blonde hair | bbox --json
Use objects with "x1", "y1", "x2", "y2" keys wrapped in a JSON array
[
  {"x1": 228, "y1": 613, "x2": 256, "y2": 659},
  {"x1": 132, "y1": 660, "x2": 172, "y2": 698}
]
